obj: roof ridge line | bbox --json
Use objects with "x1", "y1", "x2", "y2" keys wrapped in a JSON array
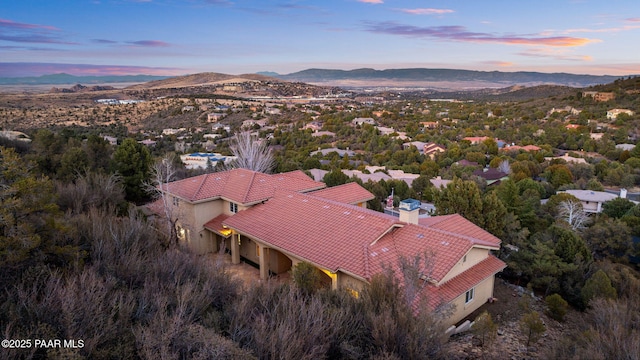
[
  {"x1": 192, "y1": 173, "x2": 211, "y2": 201},
  {"x1": 418, "y1": 224, "x2": 500, "y2": 248},
  {"x1": 242, "y1": 170, "x2": 258, "y2": 203}
]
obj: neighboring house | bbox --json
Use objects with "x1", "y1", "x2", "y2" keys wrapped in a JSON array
[
  {"x1": 376, "y1": 126, "x2": 396, "y2": 136},
  {"x1": 148, "y1": 169, "x2": 506, "y2": 326},
  {"x1": 207, "y1": 113, "x2": 226, "y2": 122},
  {"x1": 606, "y1": 109, "x2": 635, "y2": 120},
  {"x1": 352, "y1": 117, "x2": 376, "y2": 126},
  {"x1": 180, "y1": 152, "x2": 235, "y2": 170},
  {"x1": 403, "y1": 141, "x2": 428, "y2": 153},
  {"x1": 500, "y1": 144, "x2": 541, "y2": 152},
  {"x1": 583, "y1": 91, "x2": 615, "y2": 102},
  {"x1": 0, "y1": 130, "x2": 31, "y2": 143},
  {"x1": 102, "y1": 135, "x2": 117, "y2": 146},
  {"x1": 303, "y1": 121, "x2": 323, "y2": 131},
  {"x1": 430, "y1": 176, "x2": 451, "y2": 189},
  {"x1": 545, "y1": 154, "x2": 588, "y2": 165},
  {"x1": 421, "y1": 121, "x2": 439, "y2": 129},
  {"x1": 616, "y1": 143, "x2": 636, "y2": 151},
  {"x1": 473, "y1": 168, "x2": 509, "y2": 186},
  {"x1": 424, "y1": 142, "x2": 446, "y2": 159},
  {"x1": 242, "y1": 119, "x2": 267, "y2": 128},
  {"x1": 162, "y1": 128, "x2": 186, "y2": 135},
  {"x1": 455, "y1": 159, "x2": 480, "y2": 167},
  {"x1": 310, "y1": 147, "x2": 355, "y2": 157},
  {"x1": 139, "y1": 139, "x2": 157, "y2": 147},
  {"x1": 463, "y1": 136, "x2": 490, "y2": 145},
  {"x1": 311, "y1": 130, "x2": 336, "y2": 138},
  {"x1": 559, "y1": 189, "x2": 631, "y2": 213}
]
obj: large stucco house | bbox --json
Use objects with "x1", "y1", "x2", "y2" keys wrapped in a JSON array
[{"x1": 147, "y1": 168, "x2": 506, "y2": 326}]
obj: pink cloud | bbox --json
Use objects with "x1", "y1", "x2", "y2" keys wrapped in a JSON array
[
  {"x1": 396, "y1": 8, "x2": 454, "y2": 15},
  {"x1": 365, "y1": 22, "x2": 597, "y2": 47},
  {"x1": 358, "y1": 0, "x2": 383, "y2": 4},
  {"x1": 126, "y1": 40, "x2": 171, "y2": 47},
  {"x1": 517, "y1": 48, "x2": 593, "y2": 61},
  {"x1": 0, "y1": 18, "x2": 59, "y2": 31},
  {"x1": 626, "y1": 17, "x2": 640, "y2": 22},
  {"x1": 0, "y1": 18, "x2": 73, "y2": 44},
  {"x1": 481, "y1": 61, "x2": 513, "y2": 67}
]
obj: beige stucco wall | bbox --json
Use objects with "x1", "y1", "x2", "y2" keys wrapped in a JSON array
[
  {"x1": 337, "y1": 273, "x2": 368, "y2": 294},
  {"x1": 439, "y1": 248, "x2": 490, "y2": 285},
  {"x1": 239, "y1": 235, "x2": 260, "y2": 264},
  {"x1": 447, "y1": 275, "x2": 496, "y2": 326},
  {"x1": 580, "y1": 201, "x2": 600, "y2": 213},
  {"x1": 269, "y1": 249, "x2": 293, "y2": 274}
]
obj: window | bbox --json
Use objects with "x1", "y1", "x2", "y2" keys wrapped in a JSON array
[
  {"x1": 465, "y1": 288, "x2": 475, "y2": 304},
  {"x1": 256, "y1": 244, "x2": 260, "y2": 257},
  {"x1": 173, "y1": 196, "x2": 180, "y2": 206},
  {"x1": 463, "y1": 255, "x2": 467, "y2": 263},
  {"x1": 229, "y1": 202, "x2": 238, "y2": 213}
]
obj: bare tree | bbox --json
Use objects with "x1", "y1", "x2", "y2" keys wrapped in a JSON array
[
  {"x1": 498, "y1": 159, "x2": 512, "y2": 174},
  {"x1": 225, "y1": 131, "x2": 275, "y2": 173},
  {"x1": 146, "y1": 156, "x2": 180, "y2": 245},
  {"x1": 557, "y1": 199, "x2": 591, "y2": 231}
]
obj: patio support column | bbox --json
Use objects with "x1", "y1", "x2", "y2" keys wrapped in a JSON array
[
  {"x1": 231, "y1": 233, "x2": 240, "y2": 264},
  {"x1": 258, "y1": 244, "x2": 269, "y2": 280},
  {"x1": 331, "y1": 273, "x2": 338, "y2": 291}
]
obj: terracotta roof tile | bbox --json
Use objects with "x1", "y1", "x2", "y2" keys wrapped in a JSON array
[
  {"x1": 223, "y1": 191, "x2": 399, "y2": 277},
  {"x1": 424, "y1": 255, "x2": 506, "y2": 309},
  {"x1": 204, "y1": 214, "x2": 232, "y2": 237},
  {"x1": 419, "y1": 214, "x2": 501, "y2": 247},
  {"x1": 309, "y1": 182, "x2": 375, "y2": 205},
  {"x1": 223, "y1": 191, "x2": 503, "y2": 284},
  {"x1": 162, "y1": 168, "x2": 325, "y2": 205}
]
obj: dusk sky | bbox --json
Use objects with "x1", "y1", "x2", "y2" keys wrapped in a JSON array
[{"x1": 2, "y1": 0, "x2": 640, "y2": 77}]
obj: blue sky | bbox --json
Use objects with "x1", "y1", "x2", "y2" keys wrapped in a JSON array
[{"x1": 1, "y1": 0, "x2": 639, "y2": 76}]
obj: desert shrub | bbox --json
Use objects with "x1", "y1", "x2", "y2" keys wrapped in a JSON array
[
  {"x1": 520, "y1": 311, "x2": 546, "y2": 347},
  {"x1": 545, "y1": 293, "x2": 569, "y2": 321},
  {"x1": 581, "y1": 270, "x2": 617, "y2": 306},
  {"x1": 472, "y1": 311, "x2": 497, "y2": 346},
  {"x1": 291, "y1": 261, "x2": 328, "y2": 296}
]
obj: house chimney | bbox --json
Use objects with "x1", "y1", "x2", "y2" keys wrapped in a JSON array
[
  {"x1": 399, "y1": 199, "x2": 421, "y2": 225},
  {"x1": 620, "y1": 188, "x2": 627, "y2": 199}
]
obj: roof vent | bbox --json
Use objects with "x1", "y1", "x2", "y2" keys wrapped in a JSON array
[
  {"x1": 417, "y1": 233, "x2": 424, "y2": 239},
  {"x1": 287, "y1": 194, "x2": 293, "y2": 198},
  {"x1": 357, "y1": 215, "x2": 365, "y2": 219},
  {"x1": 371, "y1": 251, "x2": 378, "y2": 257},
  {"x1": 302, "y1": 199, "x2": 308, "y2": 203},
  {"x1": 440, "y1": 241, "x2": 450, "y2": 246},
  {"x1": 381, "y1": 247, "x2": 389, "y2": 252},
  {"x1": 343, "y1": 211, "x2": 351, "y2": 215},
  {"x1": 323, "y1": 205, "x2": 330, "y2": 209}
]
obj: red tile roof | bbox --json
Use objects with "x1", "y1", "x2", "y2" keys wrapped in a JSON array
[
  {"x1": 223, "y1": 191, "x2": 503, "y2": 284},
  {"x1": 204, "y1": 214, "x2": 232, "y2": 237},
  {"x1": 419, "y1": 214, "x2": 501, "y2": 247},
  {"x1": 424, "y1": 255, "x2": 506, "y2": 309},
  {"x1": 160, "y1": 168, "x2": 325, "y2": 205},
  {"x1": 223, "y1": 191, "x2": 398, "y2": 278},
  {"x1": 309, "y1": 182, "x2": 375, "y2": 205}
]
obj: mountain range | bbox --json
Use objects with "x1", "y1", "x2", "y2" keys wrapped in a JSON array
[
  {"x1": 261, "y1": 68, "x2": 626, "y2": 89},
  {"x1": 0, "y1": 68, "x2": 633, "y2": 90}
]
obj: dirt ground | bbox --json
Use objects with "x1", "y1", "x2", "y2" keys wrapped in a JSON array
[{"x1": 443, "y1": 278, "x2": 583, "y2": 359}]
